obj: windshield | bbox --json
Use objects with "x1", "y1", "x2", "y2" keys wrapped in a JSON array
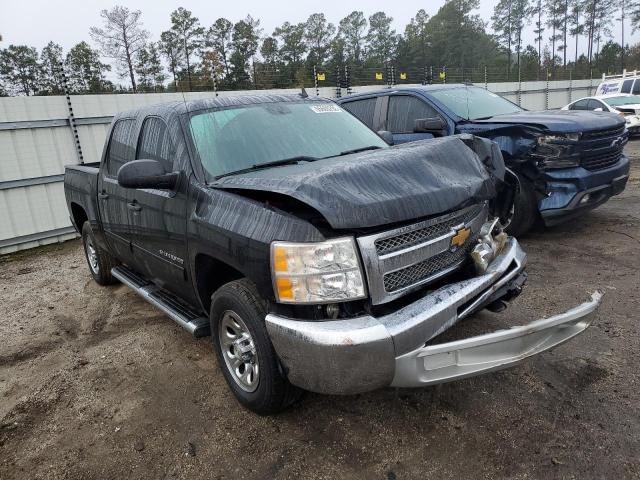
[
  {"x1": 603, "y1": 95, "x2": 640, "y2": 107},
  {"x1": 429, "y1": 86, "x2": 523, "y2": 120},
  {"x1": 189, "y1": 101, "x2": 388, "y2": 179}
]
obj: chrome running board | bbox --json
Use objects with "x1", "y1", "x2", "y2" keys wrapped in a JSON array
[{"x1": 111, "y1": 266, "x2": 210, "y2": 338}]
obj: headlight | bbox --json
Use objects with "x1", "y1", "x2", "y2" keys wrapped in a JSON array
[
  {"x1": 270, "y1": 237, "x2": 366, "y2": 304},
  {"x1": 536, "y1": 133, "x2": 581, "y2": 168},
  {"x1": 537, "y1": 132, "x2": 581, "y2": 144}
]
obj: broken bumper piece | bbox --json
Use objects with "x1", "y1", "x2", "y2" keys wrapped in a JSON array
[{"x1": 265, "y1": 238, "x2": 602, "y2": 395}]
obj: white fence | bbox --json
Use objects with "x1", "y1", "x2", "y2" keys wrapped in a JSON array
[{"x1": 0, "y1": 78, "x2": 598, "y2": 254}]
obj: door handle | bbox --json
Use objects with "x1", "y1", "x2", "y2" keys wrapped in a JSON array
[
  {"x1": 98, "y1": 192, "x2": 109, "y2": 200},
  {"x1": 127, "y1": 202, "x2": 142, "y2": 212}
]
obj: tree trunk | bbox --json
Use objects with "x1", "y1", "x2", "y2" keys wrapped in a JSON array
[
  {"x1": 563, "y1": 0, "x2": 568, "y2": 67},
  {"x1": 574, "y1": 9, "x2": 579, "y2": 65},
  {"x1": 621, "y1": 0, "x2": 626, "y2": 70},
  {"x1": 184, "y1": 37, "x2": 192, "y2": 91}
]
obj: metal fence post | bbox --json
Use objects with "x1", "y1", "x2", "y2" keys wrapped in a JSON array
[
  {"x1": 335, "y1": 65, "x2": 341, "y2": 99},
  {"x1": 313, "y1": 65, "x2": 319, "y2": 96},
  {"x1": 391, "y1": 65, "x2": 396, "y2": 87},
  {"x1": 484, "y1": 66, "x2": 488, "y2": 89},
  {"x1": 213, "y1": 73, "x2": 219, "y2": 97},
  {"x1": 429, "y1": 66, "x2": 433, "y2": 85},
  {"x1": 345, "y1": 65, "x2": 352, "y2": 95},
  {"x1": 589, "y1": 69, "x2": 594, "y2": 96},
  {"x1": 517, "y1": 64, "x2": 522, "y2": 106},
  {"x1": 57, "y1": 62, "x2": 84, "y2": 165},
  {"x1": 568, "y1": 70, "x2": 572, "y2": 103},
  {"x1": 442, "y1": 66, "x2": 446, "y2": 84},
  {"x1": 545, "y1": 69, "x2": 550, "y2": 110}
]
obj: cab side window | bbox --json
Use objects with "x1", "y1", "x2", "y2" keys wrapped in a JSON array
[
  {"x1": 621, "y1": 79, "x2": 634, "y2": 93},
  {"x1": 386, "y1": 95, "x2": 441, "y2": 134},
  {"x1": 633, "y1": 80, "x2": 640, "y2": 95},
  {"x1": 106, "y1": 119, "x2": 136, "y2": 177},
  {"x1": 587, "y1": 99, "x2": 605, "y2": 110},
  {"x1": 570, "y1": 99, "x2": 589, "y2": 110},
  {"x1": 137, "y1": 117, "x2": 176, "y2": 172},
  {"x1": 341, "y1": 98, "x2": 377, "y2": 129}
]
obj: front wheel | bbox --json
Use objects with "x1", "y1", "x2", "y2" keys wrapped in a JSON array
[
  {"x1": 210, "y1": 279, "x2": 302, "y2": 415},
  {"x1": 505, "y1": 174, "x2": 539, "y2": 237},
  {"x1": 81, "y1": 221, "x2": 118, "y2": 285}
]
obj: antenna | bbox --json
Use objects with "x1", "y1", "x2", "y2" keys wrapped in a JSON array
[
  {"x1": 300, "y1": 87, "x2": 309, "y2": 98},
  {"x1": 178, "y1": 79, "x2": 189, "y2": 114}
]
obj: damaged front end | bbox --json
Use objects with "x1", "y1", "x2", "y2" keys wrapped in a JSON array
[
  {"x1": 265, "y1": 224, "x2": 601, "y2": 394},
  {"x1": 223, "y1": 133, "x2": 600, "y2": 395},
  {"x1": 261, "y1": 135, "x2": 600, "y2": 394}
]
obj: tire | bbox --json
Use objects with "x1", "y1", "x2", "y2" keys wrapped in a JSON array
[
  {"x1": 505, "y1": 174, "x2": 539, "y2": 237},
  {"x1": 210, "y1": 279, "x2": 302, "y2": 415},
  {"x1": 81, "y1": 221, "x2": 119, "y2": 286}
]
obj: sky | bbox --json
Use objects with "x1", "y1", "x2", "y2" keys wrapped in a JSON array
[{"x1": 0, "y1": 0, "x2": 636, "y2": 78}]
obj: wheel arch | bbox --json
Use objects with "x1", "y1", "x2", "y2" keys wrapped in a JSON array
[
  {"x1": 70, "y1": 202, "x2": 88, "y2": 232},
  {"x1": 194, "y1": 253, "x2": 245, "y2": 314}
]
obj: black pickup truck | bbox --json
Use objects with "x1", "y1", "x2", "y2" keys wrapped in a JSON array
[{"x1": 64, "y1": 94, "x2": 601, "y2": 414}]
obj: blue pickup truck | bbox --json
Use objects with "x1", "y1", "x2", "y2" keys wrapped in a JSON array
[{"x1": 337, "y1": 85, "x2": 630, "y2": 235}]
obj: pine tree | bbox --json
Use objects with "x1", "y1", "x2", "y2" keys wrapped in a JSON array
[
  {"x1": 89, "y1": 6, "x2": 149, "y2": 92},
  {"x1": 304, "y1": 13, "x2": 335, "y2": 67},
  {"x1": 0, "y1": 45, "x2": 41, "y2": 95},
  {"x1": 532, "y1": 0, "x2": 546, "y2": 69},
  {"x1": 169, "y1": 7, "x2": 205, "y2": 90},
  {"x1": 40, "y1": 42, "x2": 64, "y2": 94},
  {"x1": 159, "y1": 30, "x2": 183, "y2": 88},
  {"x1": 208, "y1": 18, "x2": 233, "y2": 77}
]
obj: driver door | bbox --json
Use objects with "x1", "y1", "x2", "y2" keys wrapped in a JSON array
[{"x1": 127, "y1": 116, "x2": 188, "y2": 295}]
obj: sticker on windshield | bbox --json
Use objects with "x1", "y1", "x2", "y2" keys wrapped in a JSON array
[{"x1": 310, "y1": 104, "x2": 342, "y2": 113}]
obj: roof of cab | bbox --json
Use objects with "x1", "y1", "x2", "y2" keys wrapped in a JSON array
[
  {"x1": 113, "y1": 93, "x2": 333, "y2": 121},
  {"x1": 336, "y1": 83, "x2": 472, "y2": 101}
]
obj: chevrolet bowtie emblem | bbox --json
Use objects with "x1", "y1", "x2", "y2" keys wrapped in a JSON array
[{"x1": 450, "y1": 227, "x2": 471, "y2": 250}]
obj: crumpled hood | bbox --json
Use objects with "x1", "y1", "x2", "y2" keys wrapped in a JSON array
[
  {"x1": 210, "y1": 136, "x2": 499, "y2": 230},
  {"x1": 473, "y1": 110, "x2": 625, "y2": 133}
]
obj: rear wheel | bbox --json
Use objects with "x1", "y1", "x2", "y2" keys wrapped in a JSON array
[
  {"x1": 210, "y1": 279, "x2": 302, "y2": 415},
  {"x1": 505, "y1": 174, "x2": 539, "y2": 237},
  {"x1": 81, "y1": 221, "x2": 118, "y2": 285}
]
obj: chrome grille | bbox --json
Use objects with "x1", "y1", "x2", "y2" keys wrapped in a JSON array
[
  {"x1": 579, "y1": 125, "x2": 627, "y2": 171},
  {"x1": 357, "y1": 203, "x2": 488, "y2": 305},
  {"x1": 383, "y1": 234, "x2": 478, "y2": 292},
  {"x1": 374, "y1": 205, "x2": 483, "y2": 255}
]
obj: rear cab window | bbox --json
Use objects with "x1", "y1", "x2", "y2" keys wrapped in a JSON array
[
  {"x1": 105, "y1": 119, "x2": 137, "y2": 177},
  {"x1": 340, "y1": 98, "x2": 377, "y2": 129}
]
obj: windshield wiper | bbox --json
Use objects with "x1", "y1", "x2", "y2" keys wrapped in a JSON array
[
  {"x1": 214, "y1": 156, "x2": 319, "y2": 180},
  {"x1": 336, "y1": 145, "x2": 383, "y2": 156}
]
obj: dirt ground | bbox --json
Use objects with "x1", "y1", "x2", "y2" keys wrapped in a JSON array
[{"x1": 1, "y1": 144, "x2": 639, "y2": 480}]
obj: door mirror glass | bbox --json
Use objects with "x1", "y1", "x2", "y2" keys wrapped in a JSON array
[
  {"x1": 117, "y1": 159, "x2": 179, "y2": 190},
  {"x1": 377, "y1": 130, "x2": 394, "y2": 145},
  {"x1": 414, "y1": 117, "x2": 447, "y2": 134}
]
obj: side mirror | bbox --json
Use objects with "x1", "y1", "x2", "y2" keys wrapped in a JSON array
[
  {"x1": 414, "y1": 117, "x2": 447, "y2": 135},
  {"x1": 593, "y1": 107, "x2": 604, "y2": 112},
  {"x1": 117, "y1": 159, "x2": 179, "y2": 190},
  {"x1": 377, "y1": 130, "x2": 394, "y2": 145}
]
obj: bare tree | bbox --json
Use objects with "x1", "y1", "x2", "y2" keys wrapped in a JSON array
[{"x1": 90, "y1": 6, "x2": 149, "y2": 92}]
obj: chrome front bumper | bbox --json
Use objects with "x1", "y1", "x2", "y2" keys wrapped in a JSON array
[{"x1": 265, "y1": 238, "x2": 602, "y2": 395}]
